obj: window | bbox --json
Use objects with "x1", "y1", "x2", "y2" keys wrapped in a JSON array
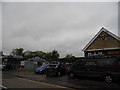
[
  {"x1": 97, "y1": 60, "x2": 114, "y2": 66},
  {"x1": 85, "y1": 61, "x2": 96, "y2": 66}
]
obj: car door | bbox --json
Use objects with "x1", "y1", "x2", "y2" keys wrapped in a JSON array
[
  {"x1": 73, "y1": 61, "x2": 88, "y2": 77},
  {"x1": 84, "y1": 61, "x2": 99, "y2": 77}
]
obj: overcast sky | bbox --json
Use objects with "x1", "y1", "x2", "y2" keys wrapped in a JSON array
[{"x1": 2, "y1": 2, "x2": 118, "y2": 58}]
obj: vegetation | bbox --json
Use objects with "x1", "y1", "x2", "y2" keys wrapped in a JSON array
[
  {"x1": 44, "y1": 50, "x2": 59, "y2": 61},
  {"x1": 11, "y1": 48, "x2": 24, "y2": 56},
  {"x1": 65, "y1": 54, "x2": 75, "y2": 60},
  {"x1": 10, "y1": 48, "x2": 60, "y2": 61}
]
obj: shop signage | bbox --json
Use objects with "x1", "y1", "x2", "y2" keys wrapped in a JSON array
[
  {"x1": 87, "y1": 52, "x2": 103, "y2": 57},
  {"x1": 85, "y1": 49, "x2": 120, "y2": 57}
]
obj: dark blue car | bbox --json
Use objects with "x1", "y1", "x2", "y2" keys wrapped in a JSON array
[{"x1": 34, "y1": 64, "x2": 48, "y2": 74}]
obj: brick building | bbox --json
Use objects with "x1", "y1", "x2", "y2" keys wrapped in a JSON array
[{"x1": 82, "y1": 27, "x2": 120, "y2": 58}]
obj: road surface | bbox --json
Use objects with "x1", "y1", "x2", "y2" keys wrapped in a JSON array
[
  {"x1": 2, "y1": 74, "x2": 73, "y2": 89},
  {"x1": 2, "y1": 71, "x2": 120, "y2": 89}
]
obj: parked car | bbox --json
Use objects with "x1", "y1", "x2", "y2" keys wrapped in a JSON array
[
  {"x1": 34, "y1": 64, "x2": 49, "y2": 74},
  {"x1": 67, "y1": 57, "x2": 120, "y2": 83},
  {"x1": 46, "y1": 61, "x2": 66, "y2": 77}
]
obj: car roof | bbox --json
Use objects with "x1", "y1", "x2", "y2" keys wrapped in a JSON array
[{"x1": 76, "y1": 58, "x2": 117, "y2": 62}]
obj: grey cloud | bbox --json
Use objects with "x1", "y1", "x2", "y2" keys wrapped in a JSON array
[{"x1": 2, "y1": 2, "x2": 118, "y2": 57}]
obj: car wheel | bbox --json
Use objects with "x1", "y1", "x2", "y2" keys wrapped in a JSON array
[
  {"x1": 69, "y1": 72, "x2": 75, "y2": 78},
  {"x1": 105, "y1": 75, "x2": 113, "y2": 83}
]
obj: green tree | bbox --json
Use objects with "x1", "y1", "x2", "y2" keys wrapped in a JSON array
[
  {"x1": 34, "y1": 51, "x2": 46, "y2": 58},
  {"x1": 24, "y1": 51, "x2": 36, "y2": 57},
  {"x1": 44, "y1": 52, "x2": 52, "y2": 61},
  {"x1": 11, "y1": 48, "x2": 24, "y2": 56},
  {"x1": 24, "y1": 50, "x2": 46, "y2": 58},
  {"x1": 51, "y1": 50, "x2": 59, "y2": 61},
  {"x1": 65, "y1": 54, "x2": 75, "y2": 60},
  {"x1": 44, "y1": 50, "x2": 59, "y2": 61}
]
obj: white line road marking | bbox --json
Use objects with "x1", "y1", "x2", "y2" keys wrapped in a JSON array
[{"x1": 0, "y1": 85, "x2": 7, "y2": 89}]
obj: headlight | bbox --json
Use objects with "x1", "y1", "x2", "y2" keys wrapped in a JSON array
[{"x1": 40, "y1": 69, "x2": 43, "y2": 71}]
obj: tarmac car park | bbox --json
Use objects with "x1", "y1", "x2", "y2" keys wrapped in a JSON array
[{"x1": 3, "y1": 58, "x2": 120, "y2": 89}]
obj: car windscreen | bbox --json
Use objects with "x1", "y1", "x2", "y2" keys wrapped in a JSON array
[
  {"x1": 41, "y1": 66, "x2": 47, "y2": 68},
  {"x1": 48, "y1": 65, "x2": 57, "y2": 68},
  {"x1": 97, "y1": 59, "x2": 115, "y2": 66}
]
